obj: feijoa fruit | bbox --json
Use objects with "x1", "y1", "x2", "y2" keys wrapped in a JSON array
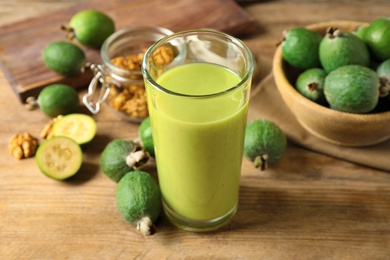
[
  {"x1": 116, "y1": 170, "x2": 162, "y2": 236},
  {"x1": 282, "y1": 27, "x2": 322, "y2": 70},
  {"x1": 295, "y1": 68, "x2": 327, "y2": 105},
  {"x1": 364, "y1": 17, "x2": 390, "y2": 62},
  {"x1": 43, "y1": 41, "x2": 86, "y2": 76},
  {"x1": 63, "y1": 9, "x2": 115, "y2": 48},
  {"x1": 319, "y1": 28, "x2": 370, "y2": 73},
  {"x1": 244, "y1": 119, "x2": 287, "y2": 171},
  {"x1": 100, "y1": 139, "x2": 149, "y2": 182},
  {"x1": 139, "y1": 117, "x2": 155, "y2": 158},
  {"x1": 52, "y1": 113, "x2": 97, "y2": 145},
  {"x1": 324, "y1": 65, "x2": 379, "y2": 113},
  {"x1": 37, "y1": 84, "x2": 80, "y2": 117},
  {"x1": 36, "y1": 136, "x2": 82, "y2": 180}
]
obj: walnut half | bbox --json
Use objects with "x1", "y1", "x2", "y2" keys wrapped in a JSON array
[{"x1": 8, "y1": 132, "x2": 39, "y2": 159}]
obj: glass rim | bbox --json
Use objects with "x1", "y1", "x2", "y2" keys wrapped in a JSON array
[{"x1": 141, "y1": 29, "x2": 255, "y2": 98}]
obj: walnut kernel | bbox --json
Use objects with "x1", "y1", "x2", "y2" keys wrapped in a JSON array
[{"x1": 8, "y1": 132, "x2": 39, "y2": 159}]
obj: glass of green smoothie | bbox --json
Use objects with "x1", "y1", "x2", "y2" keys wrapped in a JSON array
[{"x1": 142, "y1": 30, "x2": 254, "y2": 232}]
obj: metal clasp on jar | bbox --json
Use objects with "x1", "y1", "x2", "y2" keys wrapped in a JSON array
[{"x1": 83, "y1": 64, "x2": 111, "y2": 114}]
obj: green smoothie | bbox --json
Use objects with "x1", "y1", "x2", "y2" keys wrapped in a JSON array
[{"x1": 146, "y1": 63, "x2": 250, "y2": 221}]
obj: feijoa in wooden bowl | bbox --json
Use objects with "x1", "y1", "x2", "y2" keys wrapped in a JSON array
[{"x1": 273, "y1": 20, "x2": 390, "y2": 147}]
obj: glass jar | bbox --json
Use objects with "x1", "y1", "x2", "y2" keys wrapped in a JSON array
[{"x1": 83, "y1": 26, "x2": 173, "y2": 122}]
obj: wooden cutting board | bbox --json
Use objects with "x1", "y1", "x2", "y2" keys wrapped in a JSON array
[{"x1": 0, "y1": 0, "x2": 255, "y2": 103}]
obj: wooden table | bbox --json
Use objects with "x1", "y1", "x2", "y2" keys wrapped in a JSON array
[{"x1": 1, "y1": 1, "x2": 390, "y2": 259}]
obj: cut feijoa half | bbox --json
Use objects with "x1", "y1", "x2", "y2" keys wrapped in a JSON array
[
  {"x1": 36, "y1": 136, "x2": 82, "y2": 180},
  {"x1": 52, "y1": 113, "x2": 97, "y2": 145}
]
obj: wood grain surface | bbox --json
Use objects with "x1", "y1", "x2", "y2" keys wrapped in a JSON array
[
  {"x1": 1, "y1": 1, "x2": 390, "y2": 259},
  {"x1": 0, "y1": 0, "x2": 255, "y2": 103}
]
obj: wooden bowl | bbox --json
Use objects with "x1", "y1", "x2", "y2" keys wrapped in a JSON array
[{"x1": 273, "y1": 20, "x2": 390, "y2": 147}]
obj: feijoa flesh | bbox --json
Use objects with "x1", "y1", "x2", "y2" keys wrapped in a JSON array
[
  {"x1": 64, "y1": 9, "x2": 115, "y2": 48},
  {"x1": 319, "y1": 28, "x2": 370, "y2": 73},
  {"x1": 282, "y1": 27, "x2": 322, "y2": 70},
  {"x1": 244, "y1": 119, "x2": 287, "y2": 171},
  {"x1": 364, "y1": 17, "x2": 390, "y2": 62},
  {"x1": 52, "y1": 113, "x2": 97, "y2": 145},
  {"x1": 37, "y1": 84, "x2": 80, "y2": 117},
  {"x1": 100, "y1": 139, "x2": 149, "y2": 182},
  {"x1": 324, "y1": 65, "x2": 379, "y2": 113},
  {"x1": 116, "y1": 170, "x2": 162, "y2": 236},
  {"x1": 43, "y1": 41, "x2": 86, "y2": 76},
  {"x1": 295, "y1": 68, "x2": 327, "y2": 105},
  {"x1": 36, "y1": 136, "x2": 82, "y2": 180},
  {"x1": 139, "y1": 117, "x2": 155, "y2": 158}
]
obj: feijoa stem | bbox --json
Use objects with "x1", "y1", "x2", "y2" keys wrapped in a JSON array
[
  {"x1": 136, "y1": 216, "x2": 157, "y2": 236},
  {"x1": 125, "y1": 144, "x2": 149, "y2": 169},
  {"x1": 326, "y1": 27, "x2": 340, "y2": 39},
  {"x1": 308, "y1": 82, "x2": 318, "y2": 92},
  {"x1": 25, "y1": 96, "x2": 39, "y2": 111},
  {"x1": 60, "y1": 24, "x2": 76, "y2": 41},
  {"x1": 253, "y1": 154, "x2": 269, "y2": 171}
]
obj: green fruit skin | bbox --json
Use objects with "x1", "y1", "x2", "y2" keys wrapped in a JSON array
[
  {"x1": 324, "y1": 65, "x2": 379, "y2": 113},
  {"x1": 100, "y1": 139, "x2": 137, "y2": 182},
  {"x1": 116, "y1": 171, "x2": 162, "y2": 224},
  {"x1": 139, "y1": 117, "x2": 155, "y2": 158},
  {"x1": 69, "y1": 9, "x2": 115, "y2": 48},
  {"x1": 37, "y1": 84, "x2": 80, "y2": 117},
  {"x1": 243, "y1": 119, "x2": 287, "y2": 166},
  {"x1": 43, "y1": 41, "x2": 86, "y2": 76},
  {"x1": 353, "y1": 25, "x2": 368, "y2": 40},
  {"x1": 377, "y1": 58, "x2": 390, "y2": 81},
  {"x1": 282, "y1": 27, "x2": 322, "y2": 70},
  {"x1": 364, "y1": 17, "x2": 390, "y2": 62},
  {"x1": 295, "y1": 68, "x2": 327, "y2": 105},
  {"x1": 319, "y1": 31, "x2": 370, "y2": 73}
]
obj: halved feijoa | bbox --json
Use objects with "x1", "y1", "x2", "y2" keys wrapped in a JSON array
[
  {"x1": 52, "y1": 113, "x2": 96, "y2": 145},
  {"x1": 36, "y1": 136, "x2": 82, "y2": 180}
]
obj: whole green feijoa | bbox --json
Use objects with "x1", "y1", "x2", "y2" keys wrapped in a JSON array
[
  {"x1": 377, "y1": 59, "x2": 390, "y2": 98},
  {"x1": 116, "y1": 170, "x2": 161, "y2": 236},
  {"x1": 64, "y1": 9, "x2": 115, "y2": 48},
  {"x1": 324, "y1": 65, "x2": 379, "y2": 113},
  {"x1": 364, "y1": 17, "x2": 390, "y2": 62},
  {"x1": 353, "y1": 25, "x2": 368, "y2": 40},
  {"x1": 319, "y1": 28, "x2": 370, "y2": 73},
  {"x1": 43, "y1": 41, "x2": 86, "y2": 76},
  {"x1": 100, "y1": 139, "x2": 149, "y2": 182},
  {"x1": 139, "y1": 117, "x2": 155, "y2": 158},
  {"x1": 295, "y1": 68, "x2": 327, "y2": 105},
  {"x1": 282, "y1": 27, "x2": 322, "y2": 70},
  {"x1": 37, "y1": 84, "x2": 80, "y2": 117},
  {"x1": 244, "y1": 119, "x2": 287, "y2": 171}
]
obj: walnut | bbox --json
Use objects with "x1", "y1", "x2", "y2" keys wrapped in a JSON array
[
  {"x1": 40, "y1": 115, "x2": 63, "y2": 139},
  {"x1": 151, "y1": 45, "x2": 175, "y2": 66},
  {"x1": 8, "y1": 132, "x2": 39, "y2": 159}
]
